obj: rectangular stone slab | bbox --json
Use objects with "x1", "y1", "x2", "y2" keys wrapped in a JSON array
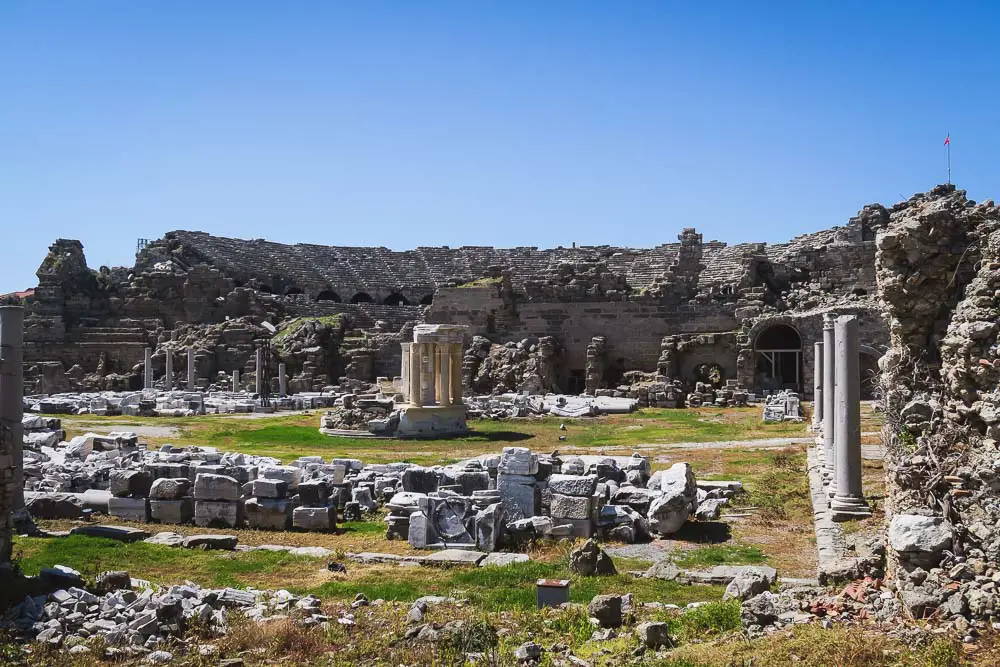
[
  {"x1": 69, "y1": 525, "x2": 150, "y2": 543},
  {"x1": 421, "y1": 549, "x2": 487, "y2": 566}
]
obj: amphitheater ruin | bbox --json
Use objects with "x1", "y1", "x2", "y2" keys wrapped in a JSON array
[{"x1": 3, "y1": 183, "x2": 1000, "y2": 663}]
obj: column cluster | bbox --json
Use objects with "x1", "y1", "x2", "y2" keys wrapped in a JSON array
[
  {"x1": 815, "y1": 312, "x2": 871, "y2": 521},
  {"x1": 403, "y1": 325, "x2": 465, "y2": 408}
]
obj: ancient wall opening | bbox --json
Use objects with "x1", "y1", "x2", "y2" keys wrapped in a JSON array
[
  {"x1": 350, "y1": 292, "x2": 374, "y2": 304},
  {"x1": 315, "y1": 290, "x2": 341, "y2": 303},
  {"x1": 754, "y1": 323, "x2": 802, "y2": 392}
]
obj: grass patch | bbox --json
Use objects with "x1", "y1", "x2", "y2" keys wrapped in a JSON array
[
  {"x1": 273, "y1": 315, "x2": 342, "y2": 344},
  {"x1": 672, "y1": 544, "x2": 766, "y2": 569}
]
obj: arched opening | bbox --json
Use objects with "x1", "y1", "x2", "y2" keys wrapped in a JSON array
[
  {"x1": 350, "y1": 292, "x2": 374, "y2": 304},
  {"x1": 257, "y1": 284, "x2": 273, "y2": 295},
  {"x1": 419, "y1": 294, "x2": 434, "y2": 305},
  {"x1": 316, "y1": 289, "x2": 342, "y2": 303},
  {"x1": 754, "y1": 323, "x2": 802, "y2": 392},
  {"x1": 382, "y1": 293, "x2": 410, "y2": 306},
  {"x1": 284, "y1": 286, "x2": 304, "y2": 296}
]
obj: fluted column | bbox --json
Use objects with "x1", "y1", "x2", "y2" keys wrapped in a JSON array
[
  {"x1": 420, "y1": 343, "x2": 435, "y2": 406},
  {"x1": 409, "y1": 343, "x2": 422, "y2": 407},
  {"x1": 451, "y1": 343, "x2": 463, "y2": 404},
  {"x1": 812, "y1": 341, "x2": 823, "y2": 430},
  {"x1": 831, "y1": 315, "x2": 870, "y2": 519},
  {"x1": 439, "y1": 345, "x2": 452, "y2": 406},
  {"x1": 822, "y1": 313, "x2": 837, "y2": 490}
]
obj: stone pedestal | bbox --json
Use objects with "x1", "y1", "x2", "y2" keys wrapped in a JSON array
[
  {"x1": 822, "y1": 313, "x2": 837, "y2": 490},
  {"x1": 830, "y1": 315, "x2": 870, "y2": 520}
]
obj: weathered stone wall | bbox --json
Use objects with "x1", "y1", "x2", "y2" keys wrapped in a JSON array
[{"x1": 876, "y1": 185, "x2": 1000, "y2": 621}]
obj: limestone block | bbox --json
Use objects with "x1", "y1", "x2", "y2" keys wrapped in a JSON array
[
  {"x1": 402, "y1": 467, "x2": 439, "y2": 494},
  {"x1": 150, "y1": 498, "x2": 194, "y2": 524},
  {"x1": 250, "y1": 479, "x2": 288, "y2": 499},
  {"x1": 292, "y1": 506, "x2": 336, "y2": 532},
  {"x1": 497, "y1": 474, "x2": 536, "y2": 517},
  {"x1": 452, "y1": 470, "x2": 490, "y2": 495},
  {"x1": 259, "y1": 465, "x2": 302, "y2": 490},
  {"x1": 297, "y1": 480, "x2": 329, "y2": 506},
  {"x1": 245, "y1": 498, "x2": 292, "y2": 530},
  {"x1": 498, "y1": 447, "x2": 538, "y2": 475},
  {"x1": 352, "y1": 487, "x2": 378, "y2": 513},
  {"x1": 548, "y1": 474, "x2": 598, "y2": 497},
  {"x1": 108, "y1": 497, "x2": 150, "y2": 523},
  {"x1": 194, "y1": 474, "x2": 240, "y2": 501},
  {"x1": 550, "y1": 493, "x2": 592, "y2": 520},
  {"x1": 475, "y1": 502, "x2": 503, "y2": 552},
  {"x1": 109, "y1": 469, "x2": 154, "y2": 498},
  {"x1": 194, "y1": 500, "x2": 243, "y2": 528},
  {"x1": 149, "y1": 478, "x2": 192, "y2": 501}
]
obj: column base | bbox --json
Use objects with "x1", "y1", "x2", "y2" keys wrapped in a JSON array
[
  {"x1": 830, "y1": 494, "x2": 870, "y2": 522},
  {"x1": 826, "y1": 481, "x2": 838, "y2": 498},
  {"x1": 397, "y1": 405, "x2": 468, "y2": 438}
]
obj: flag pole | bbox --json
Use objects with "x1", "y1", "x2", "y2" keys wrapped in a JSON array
[{"x1": 947, "y1": 132, "x2": 951, "y2": 185}]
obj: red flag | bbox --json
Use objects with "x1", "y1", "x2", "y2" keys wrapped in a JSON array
[{"x1": 944, "y1": 134, "x2": 950, "y2": 146}]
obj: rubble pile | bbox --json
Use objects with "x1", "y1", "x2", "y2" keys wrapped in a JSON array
[
  {"x1": 876, "y1": 185, "x2": 1000, "y2": 631},
  {"x1": 761, "y1": 390, "x2": 803, "y2": 423},
  {"x1": 23, "y1": 389, "x2": 339, "y2": 416},
  {"x1": 462, "y1": 393, "x2": 638, "y2": 419},
  {"x1": 463, "y1": 335, "x2": 563, "y2": 395},
  {"x1": 0, "y1": 572, "x2": 328, "y2": 655},
  {"x1": 20, "y1": 421, "x2": 734, "y2": 549}
]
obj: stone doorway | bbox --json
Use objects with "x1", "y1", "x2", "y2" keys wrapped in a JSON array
[{"x1": 754, "y1": 323, "x2": 802, "y2": 392}]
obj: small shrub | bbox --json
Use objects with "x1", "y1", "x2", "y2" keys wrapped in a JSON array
[{"x1": 674, "y1": 600, "x2": 741, "y2": 639}]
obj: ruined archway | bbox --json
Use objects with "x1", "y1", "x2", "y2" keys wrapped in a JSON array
[
  {"x1": 754, "y1": 323, "x2": 802, "y2": 392},
  {"x1": 382, "y1": 293, "x2": 410, "y2": 306},
  {"x1": 316, "y1": 289, "x2": 341, "y2": 303},
  {"x1": 419, "y1": 294, "x2": 434, "y2": 305},
  {"x1": 350, "y1": 292, "x2": 374, "y2": 304}
]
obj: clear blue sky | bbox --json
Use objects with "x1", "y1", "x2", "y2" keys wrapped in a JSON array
[{"x1": 2, "y1": 1, "x2": 998, "y2": 292}]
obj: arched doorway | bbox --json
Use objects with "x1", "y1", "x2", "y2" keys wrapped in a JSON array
[
  {"x1": 316, "y1": 289, "x2": 341, "y2": 303},
  {"x1": 350, "y1": 292, "x2": 374, "y2": 304},
  {"x1": 754, "y1": 323, "x2": 802, "y2": 392},
  {"x1": 382, "y1": 293, "x2": 410, "y2": 306}
]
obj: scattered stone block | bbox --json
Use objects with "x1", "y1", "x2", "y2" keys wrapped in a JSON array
[
  {"x1": 194, "y1": 474, "x2": 240, "y2": 501},
  {"x1": 250, "y1": 479, "x2": 287, "y2": 499},
  {"x1": 149, "y1": 478, "x2": 192, "y2": 501},
  {"x1": 108, "y1": 496, "x2": 150, "y2": 522},
  {"x1": 245, "y1": 498, "x2": 292, "y2": 530},
  {"x1": 108, "y1": 469, "x2": 153, "y2": 498},
  {"x1": 150, "y1": 498, "x2": 194, "y2": 524},
  {"x1": 292, "y1": 506, "x2": 336, "y2": 532},
  {"x1": 69, "y1": 525, "x2": 150, "y2": 543},
  {"x1": 182, "y1": 534, "x2": 238, "y2": 550},
  {"x1": 194, "y1": 500, "x2": 243, "y2": 528}
]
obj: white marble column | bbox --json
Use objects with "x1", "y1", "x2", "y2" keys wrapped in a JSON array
[
  {"x1": 255, "y1": 348, "x2": 264, "y2": 394},
  {"x1": 822, "y1": 313, "x2": 837, "y2": 490},
  {"x1": 278, "y1": 362, "x2": 287, "y2": 396},
  {"x1": 408, "y1": 343, "x2": 422, "y2": 407},
  {"x1": 812, "y1": 341, "x2": 823, "y2": 430},
  {"x1": 165, "y1": 351, "x2": 173, "y2": 391},
  {"x1": 831, "y1": 315, "x2": 870, "y2": 519},
  {"x1": 420, "y1": 343, "x2": 435, "y2": 406},
  {"x1": 450, "y1": 343, "x2": 463, "y2": 404},
  {"x1": 401, "y1": 342, "x2": 411, "y2": 403},
  {"x1": 143, "y1": 347, "x2": 153, "y2": 390},
  {"x1": 187, "y1": 348, "x2": 195, "y2": 391},
  {"x1": 233, "y1": 369, "x2": 240, "y2": 392},
  {"x1": 439, "y1": 345, "x2": 451, "y2": 406}
]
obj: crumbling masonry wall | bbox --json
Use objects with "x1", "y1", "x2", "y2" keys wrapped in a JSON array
[{"x1": 876, "y1": 184, "x2": 1000, "y2": 621}]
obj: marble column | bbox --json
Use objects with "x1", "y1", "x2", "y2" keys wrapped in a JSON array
[
  {"x1": 439, "y1": 345, "x2": 452, "y2": 406},
  {"x1": 831, "y1": 315, "x2": 870, "y2": 519},
  {"x1": 812, "y1": 341, "x2": 823, "y2": 430},
  {"x1": 143, "y1": 347, "x2": 153, "y2": 390},
  {"x1": 0, "y1": 306, "x2": 25, "y2": 525},
  {"x1": 822, "y1": 313, "x2": 837, "y2": 490},
  {"x1": 450, "y1": 343, "x2": 463, "y2": 404},
  {"x1": 233, "y1": 369, "x2": 240, "y2": 392},
  {"x1": 421, "y1": 343, "x2": 435, "y2": 406},
  {"x1": 401, "y1": 342, "x2": 411, "y2": 403},
  {"x1": 408, "y1": 343, "x2": 422, "y2": 407},
  {"x1": 187, "y1": 348, "x2": 195, "y2": 391},
  {"x1": 255, "y1": 348, "x2": 264, "y2": 394},
  {"x1": 278, "y1": 362, "x2": 287, "y2": 396},
  {"x1": 165, "y1": 351, "x2": 173, "y2": 391}
]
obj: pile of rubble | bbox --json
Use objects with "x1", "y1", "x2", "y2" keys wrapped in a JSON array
[
  {"x1": 1, "y1": 569, "x2": 330, "y2": 657},
  {"x1": 21, "y1": 419, "x2": 736, "y2": 550},
  {"x1": 761, "y1": 390, "x2": 803, "y2": 423},
  {"x1": 23, "y1": 389, "x2": 337, "y2": 416}
]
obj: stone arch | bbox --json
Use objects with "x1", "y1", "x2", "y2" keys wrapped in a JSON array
[
  {"x1": 257, "y1": 284, "x2": 273, "y2": 294},
  {"x1": 316, "y1": 289, "x2": 342, "y2": 303},
  {"x1": 752, "y1": 320, "x2": 802, "y2": 392},
  {"x1": 284, "y1": 286, "x2": 304, "y2": 296},
  {"x1": 419, "y1": 294, "x2": 434, "y2": 305},
  {"x1": 382, "y1": 293, "x2": 410, "y2": 306},
  {"x1": 350, "y1": 292, "x2": 374, "y2": 304}
]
